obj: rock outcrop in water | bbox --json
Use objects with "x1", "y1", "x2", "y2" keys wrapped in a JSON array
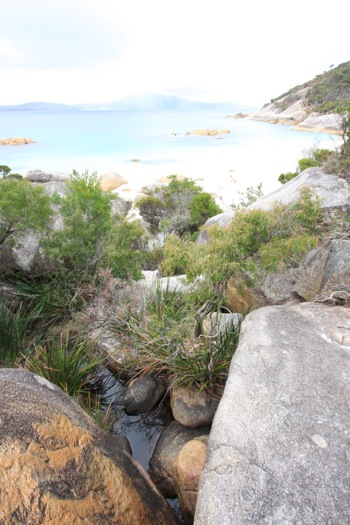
[{"x1": 0, "y1": 137, "x2": 35, "y2": 145}]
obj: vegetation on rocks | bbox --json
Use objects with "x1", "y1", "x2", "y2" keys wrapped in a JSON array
[
  {"x1": 270, "y1": 61, "x2": 350, "y2": 115},
  {"x1": 0, "y1": 160, "x2": 343, "y2": 404},
  {"x1": 137, "y1": 175, "x2": 222, "y2": 236},
  {"x1": 0, "y1": 176, "x2": 52, "y2": 246}
]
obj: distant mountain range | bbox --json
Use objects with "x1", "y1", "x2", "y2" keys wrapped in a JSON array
[{"x1": 0, "y1": 94, "x2": 254, "y2": 113}]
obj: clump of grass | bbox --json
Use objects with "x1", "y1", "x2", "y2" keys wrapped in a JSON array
[
  {"x1": 110, "y1": 280, "x2": 241, "y2": 398},
  {"x1": 0, "y1": 305, "x2": 30, "y2": 366},
  {"x1": 26, "y1": 333, "x2": 105, "y2": 397}
]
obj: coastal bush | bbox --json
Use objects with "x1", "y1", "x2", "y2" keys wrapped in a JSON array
[
  {"x1": 0, "y1": 178, "x2": 52, "y2": 247},
  {"x1": 45, "y1": 170, "x2": 115, "y2": 275},
  {"x1": 189, "y1": 192, "x2": 222, "y2": 227},
  {"x1": 137, "y1": 196, "x2": 165, "y2": 231},
  {"x1": 232, "y1": 182, "x2": 264, "y2": 208},
  {"x1": 278, "y1": 171, "x2": 298, "y2": 184},
  {"x1": 108, "y1": 220, "x2": 145, "y2": 280},
  {"x1": 0, "y1": 165, "x2": 11, "y2": 178},
  {"x1": 278, "y1": 148, "x2": 332, "y2": 184},
  {"x1": 137, "y1": 176, "x2": 222, "y2": 236},
  {"x1": 162, "y1": 188, "x2": 322, "y2": 291}
]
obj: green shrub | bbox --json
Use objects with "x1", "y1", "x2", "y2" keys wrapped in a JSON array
[
  {"x1": 108, "y1": 220, "x2": 145, "y2": 280},
  {"x1": 137, "y1": 196, "x2": 165, "y2": 231},
  {"x1": 45, "y1": 170, "x2": 115, "y2": 275},
  {"x1": 298, "y1": 157, "x2": 319, "y2": 171},
  {"x1": 278, "y1": 172, "x2": 298, "y2": 184},
  {"x1": 189, "y1": 192, "x2": 222, "y2": 226},
  {"x1": 232, "y1": 183, "x2": 264, "y2": 209},
  {"x1": 137, "y1": 176, "x2": 222, "y2": 236},
  {"x1": 0, "y1": 178, "x2": 52, "y2": 247},
  {"x1": 109, "y1": 280, "x2": 239, "y2": 397},
  {"x1": 162, "y1": 188, "x2": 323, "y2": 290}
]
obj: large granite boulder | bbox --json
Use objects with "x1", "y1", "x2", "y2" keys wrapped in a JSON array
[
  {"x1": 195, "y1": 303, "x2": 350, "y2": 525},
  {"x1": 248, "y1": 168, "x2": 350, "y2": 212},
  {"x1": 0, "y1": 369, "x2": 178, "y2": 524},
  {"x1": 100, "y1": 172, "x2": 128, "y2": 191}
]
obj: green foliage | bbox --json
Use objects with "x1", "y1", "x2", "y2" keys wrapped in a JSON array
[
  {"x1": 278, "y1": 148, "x2": 333, "y2": 184},
  {"x1": 298, "y1": 157, "x2": 319, "y2": 171},
  {"x1": 189, "y1": 192, "x2": 222, "y2": 226},
  {"x1": 0, "y1": 165, "x2": 11, "y2": 178},
  {"x1": 0, "y1": 178, "x2": 52, "y2": 246},
  {"x1": 305, "y1": 62, "x2": 350, "y2": 114},
  {"x1": 278, "y1": 172, "x2": 298, "y2": 184},
  {"x1": 137, "y1": 196, "x2": 165, "y2": 231},
  {"x1": 45, "y1": 170, "x2": 115, "y2": 274},
  {"x1": 160, "y1": 234, "x2": 194, "y2": 276},
  {"x1": 109, "y1": 280, "x2": 239, "y2": 396},
  {"x1": 26, "y1": 334, "x2": 105, "y2": 397},
  {"x1": 162, "y1": 188, "x2": 323, "y2": 289},
  {"x1": 269, "y1": 61, "x2": 350, "y2": 115},
  {"x1": 137, "y1": 176, "x2": 222, "y2": 236},
  {"x1": 5, "y1": 272, "x2": 86, "y2": 331},
  {"x1": 108, "y1": 220, "x2": 145, "y2": 280},
  {"x1": 0, "y1": 305, "x2": 30, "y2": 365}
]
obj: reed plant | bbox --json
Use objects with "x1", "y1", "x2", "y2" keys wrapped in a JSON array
[
  {"x1": 26, "y1": 333, "x2": 105, "y2": 397},
  {"x1": 0, "y1": 305, "x2": 30, "y2": 366},
  {"x1": 110, "y1": 280, "x2": 240, "y2": 397}
]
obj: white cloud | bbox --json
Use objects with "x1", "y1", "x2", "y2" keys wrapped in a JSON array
[{"x1": 0, "y1": 0, "x2": 349, "y2": 105}]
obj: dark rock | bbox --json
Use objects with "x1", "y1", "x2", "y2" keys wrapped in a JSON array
[{"x1": 123, "y1": 375, "x2": 167, "y2": 414}]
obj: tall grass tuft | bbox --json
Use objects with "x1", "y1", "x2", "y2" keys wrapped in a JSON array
[
  {"x1": 0, "y1": 305, "x2": 29, "y2": 366},
  {"x1": 110, "y1": 279, "x2": 241, "y2": 398},
  {"x1": 26, "y1": 333, "x2": 105, "y2": 397}
]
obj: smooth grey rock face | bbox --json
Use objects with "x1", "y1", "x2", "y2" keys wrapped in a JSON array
[
  {"x1": 197, "y1": 211, "x2": 234, "y2": 244},
  {"x1": 195, "y1": 303, "x2": 350, "y2": 525},
  {"x1": 248, "y1": 168, "x2": 350, "y2": 211}
]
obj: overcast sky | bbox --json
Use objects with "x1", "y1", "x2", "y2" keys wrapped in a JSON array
[{"x1": 1, "y1": 0, "x2": 349, "y2": 107}]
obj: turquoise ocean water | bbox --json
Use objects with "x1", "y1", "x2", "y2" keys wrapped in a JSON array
[{"x1": 0, "y1": 110, "x2": 340, "y2": 206}]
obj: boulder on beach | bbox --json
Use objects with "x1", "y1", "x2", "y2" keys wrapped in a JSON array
[{"x1": 100, "y1": 172, "x2": 128, "y2": 191}]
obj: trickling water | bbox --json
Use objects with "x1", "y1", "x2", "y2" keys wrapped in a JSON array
[{"x1": 99, "y1": 368, "x2": 173, "y2": 470}]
